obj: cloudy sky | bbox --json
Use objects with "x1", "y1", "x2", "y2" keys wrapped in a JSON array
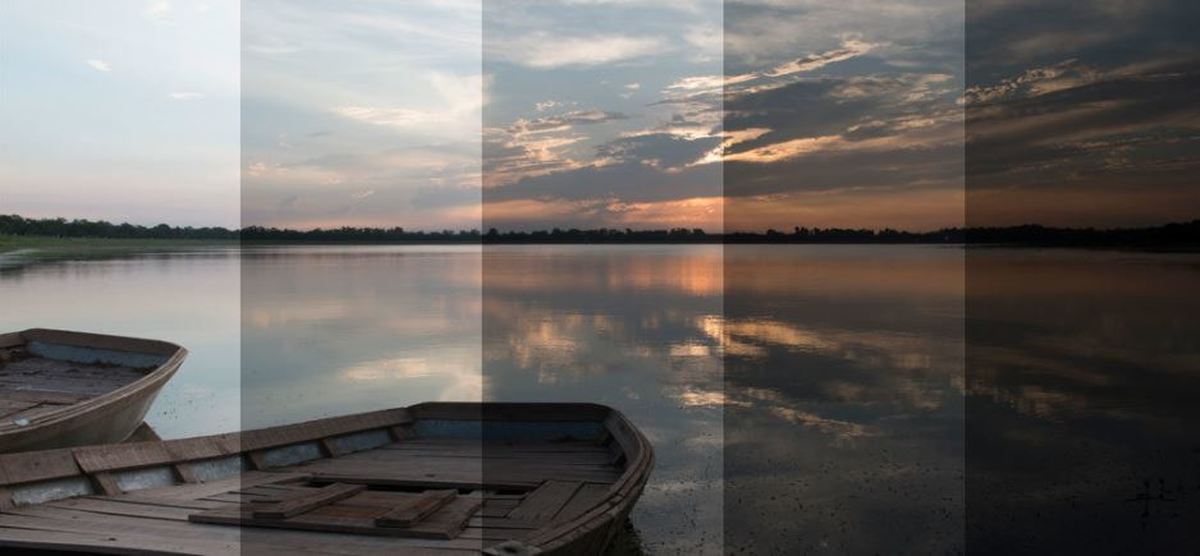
[
  {"x1": 965, "y1": 0, "x2": 1200, "y2": 227},
  {"x1": 241, "y1": 0, "x2": 482, "y2": 230},
  {"x1": 3, "y1": 1, "x2": 1195, "y2": 231}
]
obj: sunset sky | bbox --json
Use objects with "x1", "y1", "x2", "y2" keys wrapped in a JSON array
[{"x1": 1, "y1": 1, "x2": 1195, "y2": 231}]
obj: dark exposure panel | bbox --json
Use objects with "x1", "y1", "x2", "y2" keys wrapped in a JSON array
[
  {"x1": 723, "y1": 0, "x2": 966, "y2": 552},
  {"x1": 966, "y1": 0, "x2": 1200, "y2": 552}
]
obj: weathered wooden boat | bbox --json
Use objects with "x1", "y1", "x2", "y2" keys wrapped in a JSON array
[
  {"x1": 0, "y1": 402, "x2": 653, "y2": 555},
  {"x1": 0, "y1": 328, "x2": 186, "y2": 454}
]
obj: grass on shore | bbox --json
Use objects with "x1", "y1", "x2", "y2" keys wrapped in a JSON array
[{"x1": 0, "y1": 235, "x2": 235, "y2": 267}]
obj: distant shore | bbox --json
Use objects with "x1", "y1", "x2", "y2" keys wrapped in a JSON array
[
  {"x1": 0, "y1": 235, "x2": 235, "y2": 269},
  {"x1": 2, "y1": 214, "x2": 1198, "y2": 252}
]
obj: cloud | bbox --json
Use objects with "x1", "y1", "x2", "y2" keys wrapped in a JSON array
[
  {"x1": 961, "y1": 58, "x2": 1152, "y2": 106},
  {"x1": 765, "y1": 39, "x2": 880, "y2": 77},
  {"x1": 168, "y1": 92, "x2": 205, "y2": 101},
  {"x1": 145, "y1": 1, "x2": 172, "y2": 24},
  {"x1": 482, "y1": 109, "x2": 633, "y2": 187},
  {"x1": 966, "y1": 57, "x2": 1200, "y2": 200},
  {"x1": 508, "y1": 109, "x2": 628, "y2": 134},
  {"x1": 86, "y1": 59, "x2": 112, "y2": 72},
  {"x1": 333, "y1": 106, "x2": 443, "y2": 127},
  {"x1": 490, "y1": 33, "x2": 666, "y2": 68}
]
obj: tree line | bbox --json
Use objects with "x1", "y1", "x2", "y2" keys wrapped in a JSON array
[{"x1": 2, "y1": 214, "x2": 1196, "y2": 246}]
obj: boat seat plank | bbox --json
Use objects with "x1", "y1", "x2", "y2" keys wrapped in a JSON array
[
  {"x1": 253, "y1": 483, "x2": 366, "y2": 519},
  {"x1": 190, "y1": 487, "x2": 483, "y2": 540},
  {"x1": 375, "y1": 489, "x2": 457, "y2": 528},
  {"x1": 507, "y1": 481, "x2": 583, "y2": 524}
]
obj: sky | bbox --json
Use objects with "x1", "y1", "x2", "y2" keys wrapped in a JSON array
[
  {"x1": 2, "y1": 1, "x2": 1195, "y2": 231},
  {"x1": 242, "y1": 0, "x2": 482, "y2": 230},
  {"x1": 965, "y1": 0, "x2": 1200, "y2": 228},
  {"x1": 0, "y1": 0, "x2": 240, "y2": 228}
]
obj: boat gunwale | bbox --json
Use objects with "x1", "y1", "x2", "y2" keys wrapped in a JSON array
[{"x1": 0, "y1": 328, "x2": 187, "y2": 436}]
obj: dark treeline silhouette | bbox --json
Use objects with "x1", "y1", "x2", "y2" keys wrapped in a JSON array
[
  {"x1": 3, "y1": 214, "x2": 1198, "y2": 247},
  {"x1": 242, "y1": 225, "x2": 480, "y2": 243},
  {"x1": 0, "y1": 214, "x2": 237, "y2": 240}
]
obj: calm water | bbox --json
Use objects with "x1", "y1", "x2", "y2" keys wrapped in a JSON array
[{"x1": 2, "y1": 245, "x2": 1197, "y2": 553}]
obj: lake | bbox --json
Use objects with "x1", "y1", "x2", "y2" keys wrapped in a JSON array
[{"x1": 2, "y1": 245, "x2": 1196, "y2": 553}]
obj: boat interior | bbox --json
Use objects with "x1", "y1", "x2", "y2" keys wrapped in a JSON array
[
  {"x1": 0, "y1": 402, "x2": 652, "y2": 555},
  {"x1": 0, "y1": 330, "x2": 173, "y2": 431}
]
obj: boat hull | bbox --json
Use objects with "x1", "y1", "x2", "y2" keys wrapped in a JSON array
[
  {"x1": 0, "y1": 329, "x2": 186, "y2": 454},
  {"x1": 0, "y1": 402, "x2": 653, "y2": 555}
]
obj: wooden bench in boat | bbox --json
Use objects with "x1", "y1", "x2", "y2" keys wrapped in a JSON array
[
  {"x1": 0, "y1": 402, "x2": 654, "y2": 555},
  {"x1": 0, "y1": 329, "x2": 186, "y2": 453}
]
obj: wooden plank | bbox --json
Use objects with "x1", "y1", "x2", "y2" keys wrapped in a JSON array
[
  {"x1": 0, "y1": 332, "x2": 25, "y2": 349},
  {"x1": 252, "y1": 483, "x2": 365, "y2": 519},
  {"x1": 47, "y1": 496, "x2": 198, "y2": 522},
  {"x1": 73, "y1": 441, "x2": 174, "y2": 474},
  {"x1": 0, "y1": 512, "x2": 483, "y2": 554},
  {"x1": 409, "y1": 402, "x2": 610, "y2": 423},
  {"x1": 88, "y1": 493, "x2": 226, "y2": 511},
  {"x1": 0, "y1": 523, "x2": 239, "y2": 555},
  {"x1": 190, "y1": 495, "x2": 483, "y2": 540},
  {"x1": 238, "y1": 409, "x2": 412, "y2": 452},
  {"x1": 286, "y1": 452, "x2": 621, "y2": 487},
  {"x1": 507, "y1": 481, "x2": 583, "y2": 523},
  {"x1": 0, "y1": 448, "x2": 81, "y2": 486},
  {"x1": 0, "y1": 389, "x2": 92, "y2": 405},
  {"x1": 375, "y1": 489, "x2": 457, "y2": 528},
  {"x1": 553, "y1": 483, "x2": 611, "y2": 523},
  {"x1": 129, "y1": 471, "x2": 309, "y2": 502},
  {"x1": 0, "y1": 399, "x2": 39, "y2": 419},
  {"x1": 164, "y1": 434, "x2": 240, "y2": 461},
  {"x1": 92, "y1": 472, "x2": 123, "y2": 496}
]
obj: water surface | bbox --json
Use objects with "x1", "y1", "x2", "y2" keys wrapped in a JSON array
[{"x1": 3, "y1": 245, "x2": 1195, "y2": 553}]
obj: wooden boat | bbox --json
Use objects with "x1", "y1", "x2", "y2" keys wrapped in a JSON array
[
  {"x1": 0, "y1": 328, "x2": 186, "y2": 454},
  {"x1": 0, "y1": 402, "x2": 653, "y2": 555}
]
